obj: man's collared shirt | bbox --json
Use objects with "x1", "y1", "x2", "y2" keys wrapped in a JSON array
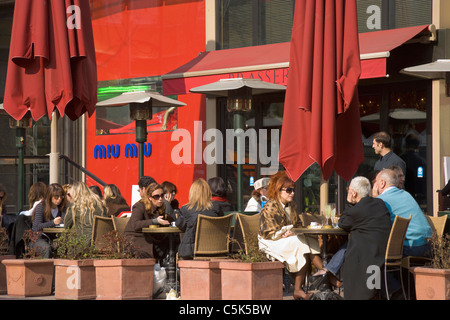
[{"x1": 374, "y1": 150, "x2": 406, "y2": 174}]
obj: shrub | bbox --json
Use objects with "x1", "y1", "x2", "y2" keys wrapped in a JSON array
[{"x1": 53, "y1": 228, "x2": 95, "y2": 260}]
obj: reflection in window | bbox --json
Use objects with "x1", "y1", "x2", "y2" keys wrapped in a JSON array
[
  {"x1": 96, "y1": 105, "x2": 179, "y2": 135},
  {"x1": 389, "y1": 90, "x2": 427, "y2": 206},
  {"x1": 95, "y1": 78, "x2": 178, "y2": 135}
]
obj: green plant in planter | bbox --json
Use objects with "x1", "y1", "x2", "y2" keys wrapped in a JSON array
[
  {"x1": 97, "y1": 230, "x2": 140, "y2": 259},
  {"x1": 230, "y1": 233, "x2": 270, "y2": 263},
  {"x1": 430, "y1": 232, "x2": 450, "y2": 269},
  {"x1": 53, "y1": 228, "x2": 95, "y2": 260},
  {"x1": 22, "y1": 230, "x2": 44, "y2": 259}
]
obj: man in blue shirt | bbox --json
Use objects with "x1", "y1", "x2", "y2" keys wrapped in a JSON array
[{"x1": 373, "y1": 169, "x2": 432, "y2": 257}]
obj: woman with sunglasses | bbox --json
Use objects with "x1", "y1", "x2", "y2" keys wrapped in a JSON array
[
  {"x1": 124, "y1": 183, "x2": 171, "y2": 259},
  {"x1": 64, "y1": 181, "x2": 106, "y2": 239},
  {"x1": 31, "y1": 183, "x2": 66, "y2": 258},
  {"x1": 176, "y1": 178, "x2": 223, "y2": 259},
  {"x1": 258, "y1": 171, "x2": 323, "y2": 300}
]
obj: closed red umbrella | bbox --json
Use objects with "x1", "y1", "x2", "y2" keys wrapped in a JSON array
[
  {"x1": 3, "y1": 0, "x2": 97, "y2": 121},
  {"x1": 279, "y1": 0, "x2": 363, "y2": 182}
]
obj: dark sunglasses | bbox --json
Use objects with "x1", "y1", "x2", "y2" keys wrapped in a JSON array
[
  {"x1": 150, "y1": 193, "x2": 164, "y2": 200},
  {"x1": 281, "y1": 187, "x2": 295, "y2": 194}
]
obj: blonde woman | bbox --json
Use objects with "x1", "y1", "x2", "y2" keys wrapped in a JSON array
[
  {"x1": 176, "y1": 178, "x2": 223, "y2": 259},
  {"x1": 64, "y1": 181, "x2": 106, "y2": 239},
  {"x1": 103, "y1": 184, "x2": 130, "y2": 217},
  {"x1": 124, "y1": 183, "x2": 170, "y2": 258}
]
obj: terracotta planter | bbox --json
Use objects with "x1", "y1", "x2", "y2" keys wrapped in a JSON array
[
  {"x1": 220, "y1": 261, "x2": 284, "y2": 300},
  {"x1": 2, "y1": 259, "x2": 54, "y2": 297},
  {"x1": 54, "y1": 259, "x2": 96, "y2": 300},
  {"x1": 179, "y1": 260, "x2": 222, "y2": 300},
  {"x1": 411, "y1": 267, "x2": 450, "y2": 300},
  {"x1": 0, "y1": 255, "x2": 15, "y2": 294},
  {"x1": 94, "y1": 258, "x2": 156, "y2": 300}
]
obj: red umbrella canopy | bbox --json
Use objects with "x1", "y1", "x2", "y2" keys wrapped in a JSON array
[
  {"x1": 3, "y1": 0, "x2": 97, "y2": 121},
  {"x1": 279, "y1": 0, "x2": 364, "y2": 182}
]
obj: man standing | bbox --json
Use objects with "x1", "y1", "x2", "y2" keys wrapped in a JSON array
[
  {"x1": 372, "y1": 132, "x2": 406, "y2": 175},
  {"x1": 373, "y1": 169, "x2": 432, "y2": 257},
  {"x1": 338, "y1": 176, "x2": 391, "y2": 300}
]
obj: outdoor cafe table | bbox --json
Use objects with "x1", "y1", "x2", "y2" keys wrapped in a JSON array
[
  {"x1": 141, "y1": 226, "x2": 182, "y2": 292},
  {"x1": 293, "y1": 227, "x2": 348, "y2": 265},
  {"x1": 42, "y1": 227, "x2": 66, "y2": 234}
]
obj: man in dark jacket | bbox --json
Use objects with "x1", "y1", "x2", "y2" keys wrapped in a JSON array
[{"x1": 339, "y1": 176, "x2": 391, "y2": 300}]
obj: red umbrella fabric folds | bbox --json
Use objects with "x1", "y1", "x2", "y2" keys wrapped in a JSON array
[
  {"x1": 3, "y1": 0, "x2": 97, "y2": 121},
  {"x1": 279, "y1": 0, "x2": 364, "y2": 182}
]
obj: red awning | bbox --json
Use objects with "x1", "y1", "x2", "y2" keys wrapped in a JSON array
[{"x1": 163, "y1": 24, "x2": 433, "y2": 96}]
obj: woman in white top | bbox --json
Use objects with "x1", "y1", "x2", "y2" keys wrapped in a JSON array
[{"x1": 244, "y1": 177, "x2": 270, "y2": 212}]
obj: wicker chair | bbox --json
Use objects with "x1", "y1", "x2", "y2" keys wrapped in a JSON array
[
  {"x1": 384, "y1": 215, "x2": 411, "y2": 300},
  {"x1": 112, "y1": 216, "x2": 131, "y2": 236},
  {"x1": 193, "y1": 214, "x2": 233, "y2": 259},
  {"x1": 91, "y1": 216, "x2": 114, "y2": 251},
  {"x1": 232, "y1": 213, "x2": 261, "y2": 255},
  {"x1": 425, "y1": 215, "x2": 447, "y2": 237}
]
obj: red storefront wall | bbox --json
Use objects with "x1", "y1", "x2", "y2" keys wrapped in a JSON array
[{"x1": 86, "y1": 0, "x2": 206, "y2": 206}]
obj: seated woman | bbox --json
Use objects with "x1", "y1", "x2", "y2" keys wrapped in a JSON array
[
  {"x1": 31, "y1": 183, "x2": 65, "y2": 258},
  {"x1": 161, "y1": 181, "x2": 179, "y2": 210},
  {"x1": 176, "y1": 178, "x2": 223, "y2": 259},
  {"x1": 103, "y1": 184, "x2": 131, "y2": 217},
  {"x1": 64, "y1": 181, "x2": 106, "y2": 239},
  {"x1": 208, "y1": 177, "x2": 232, "y2": 213},
  {"x1": 258, "y1": 171, "x2": 323, "y2": 300},
  {"x1": 20, "y1": 182, "x2": 47, "y2": 216},
  {"x1": 124, "y1": 183, "x2": 171, "y2": 259}
]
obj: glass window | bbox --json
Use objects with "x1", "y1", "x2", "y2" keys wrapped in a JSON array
[
  {"x1": 217, "y1": 0, "x2": 295, "y2": 49},
  {"x1": 357, "y1": 0, "x2": 432, "y2": 33},
  {"x1": 217, "y1": 0, "x2": 433, "y2": 49},
  {"x1": 358, "y1": 83, "x2": 430, "y2": 212}
]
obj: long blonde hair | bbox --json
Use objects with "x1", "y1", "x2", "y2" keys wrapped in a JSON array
[
  {"x1": 67, "y1": 181, "x2": 105, "y2": 227},
  {"x1": 187, "y1": 179, "x2": 213, "y2": 211}
]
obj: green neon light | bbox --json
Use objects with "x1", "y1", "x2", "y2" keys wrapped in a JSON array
[{"x1": 97, "y1": 85, "x2": 150, "y2": 95}]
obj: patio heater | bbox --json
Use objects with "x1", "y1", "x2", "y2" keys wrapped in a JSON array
[
  {"x1": 97, "y1": 91, "x2": 186, "y2": 178},
  {"x1": 190, "y1": 78, "x2": 286, "y2": 212},
  {"x1": 401, "y1": 59, "x2": 450, "y2": 97}
]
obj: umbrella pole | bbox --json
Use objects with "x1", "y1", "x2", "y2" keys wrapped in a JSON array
[
  {"x1": 49, "y1": 112, "x2": 60, "y2": 184},
  {"x1": 15, "y1": 127, "x2": 25, "y2": 212},
  {"x1": 234, "y1": 111, "x2": 245, "y2": 212},
  {"x1": 320, "y1": 174, "x2": 329, "y2": 216},
  {"x1": 135, "y1": 119, "x2": 147, "y2": 179}
]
